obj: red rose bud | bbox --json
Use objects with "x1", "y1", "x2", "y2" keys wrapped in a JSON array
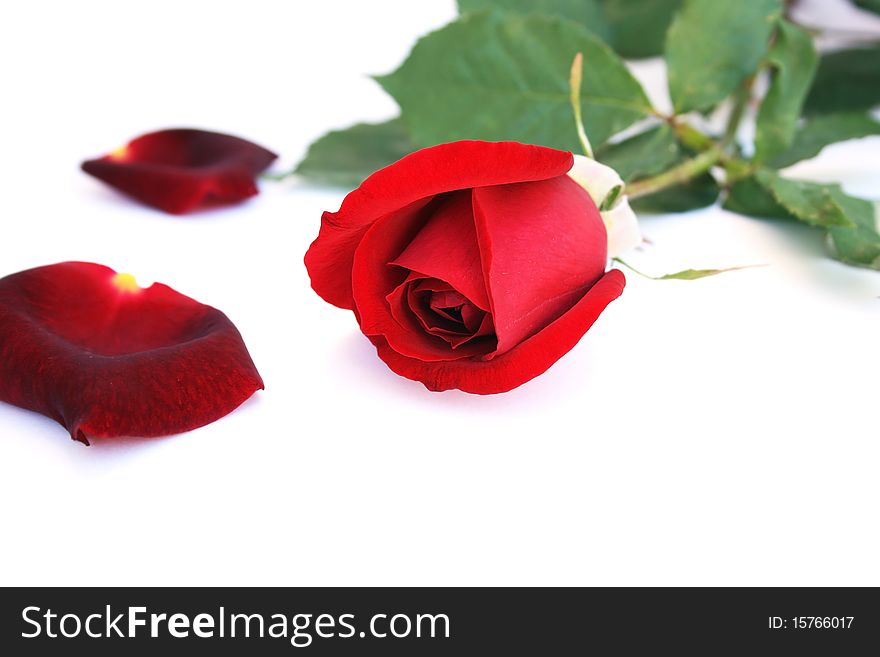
[
  {"x1": 81, "y1": 129, "x2": 277, "y2": 214},
  {"x1": 305, "y1": 140, "x2": 625, "y2": 394},
  {"x1": 0, "y1": 262, "x2": 263, "y2": 443}
]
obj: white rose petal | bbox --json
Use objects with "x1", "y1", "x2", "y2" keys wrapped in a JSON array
[
  {"x1": 567, "y1": 153, "x2": 642, "y2": 258},
  {"x1": 567, "y1": 154, "x2": 623, "y2": 206},
  {"x1": 601, "y1": 196, "x2": 642, "y2": 258}
]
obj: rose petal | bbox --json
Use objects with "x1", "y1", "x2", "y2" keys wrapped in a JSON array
[
  {"x1": 355, "y1": 198, "x2": 492, "y2": 362},
  {"x1": 387, "y1": 274, "x2": 466, "y2": 336},
  {"x1": 567, "y1": 154, "x2": 624, "y2": 209},
  {"x1": 304, "y1": 141, "x2": 573, "y2": 310},
  {"x1": 390, "y1": 190, "x2": 490, "y2": 310},
  {"x1": 410, "y1": 282, "x2": 470, "y2": 333},
  {"x1": 81, "y1": 129, "x2": 277, "y2": 214},
  {"x1": 370, "y1": 269, "x2": 626, "y2": 394},
  {"x1": 472, "y1": 175, "x2": 607, "y2": 355},
  {"x1": 458, "y1": 303, "x2": 491, "y2": 335},
  {"x1": 567, "y1": 155, "x2": 643, "y2": 257},
  {"x1": 406, "y1": 280, "x2": 494, "y2": 349},
  {"x1": 602, "y1": 196, "x2": 643, "y2": 257},
  {"x1": 0, "y1": 262, "x2": 263, "y2": 443},
  {"x1": 386, "y1": 276, "x2": 493, "y2": 349}
]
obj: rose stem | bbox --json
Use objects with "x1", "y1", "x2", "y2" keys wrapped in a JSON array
[{"x1": 626, "y1": 73, "x2": 758, "y2": 200}]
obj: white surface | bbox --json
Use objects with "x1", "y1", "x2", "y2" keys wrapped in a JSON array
[{"x1": 0, "y1": 0, "x2": 878, "y2": 587}]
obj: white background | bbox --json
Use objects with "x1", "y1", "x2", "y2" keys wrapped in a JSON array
[{"x1": 1, "y1": 0, "x2": 878, "y2": 586}]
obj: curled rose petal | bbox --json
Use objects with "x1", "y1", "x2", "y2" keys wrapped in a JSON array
[
  {"x1": 82, "y1": 129, "x2": 277, "y2": 214},
  {"x1": 0, "y1": 262, "x2": 263, "y2": 443},
  {"x1": 471, "y1": 176, "x2": 607, "y2": 355}
]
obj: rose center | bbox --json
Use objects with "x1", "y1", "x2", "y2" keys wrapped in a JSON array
[
  {"x1": 402, "y1": 277, "x2": 495, "y2": 351},
  {"x1": 438, "y1": 305, "x2": 463, "y2": 323}
]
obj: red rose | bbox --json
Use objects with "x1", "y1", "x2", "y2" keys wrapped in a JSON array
[
  {"x1": 304, "y1": 140, "x2": 625, "y2": 394},
  {"x1": 82, "y1": 128, "x2": 277, "y2": 214}
]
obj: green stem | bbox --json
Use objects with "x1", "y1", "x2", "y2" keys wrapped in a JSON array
[
  {"x1": 612, "y1": 257, "x2": 654, "y2": 280},
  {"x1": 673, "y1": 120, "x2": 715, "y2": 151},
  {"x1": 625, "y1": 147, "x2": 723, "y2": 199},
  {"x1": 625, "y1": 74, "x2": 755, "y2": 199},
  {"x1": 722, "y1": 76, "x2": 754, "y2": 148},
  {"x1": 721, "y1": 157, "x2": 755, "y2": 186},
  {"x1": 261, "y1": 171, "x2": 292, "y2": 182}
]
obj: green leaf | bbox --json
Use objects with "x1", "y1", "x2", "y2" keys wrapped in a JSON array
[
  {"x1": 654, "y1": 266, "x2": 759, "y2": 280},
  {"x1": 768, "y1": 112, "x2": 880, "y2": 169},
  {"x1": 457, "y1": 0, "x2": 612, "y2": 42},
  {"x1": 595, "y1": 124, "x2": 681, "y2": 182},
  {"x1": 754, "y1": 169, "x2": 855, "y2": 228},
  {"x1": 666, "y1": 0, "x2": 782, "y2": 113},
  {"x1": 854, "y1": 0, "x2": 880, "y2": 15},
  {"x1": 294, "y1": 119, "x2": 417, "y2": 187},
  {"x1": 630, "y1": 173, "x2": 720, "y2": 213},
  {"x1": 827, "y1": 192, "x2": 880, "y2": 270},
  {"x1": 723, "y1": 175, "x2": 794, "y2": 219},
  {"x1": 599, "y1": 184, "x2": 623, "y2": 211},
  {"x1": 804, "y1": 46, "x2": 880, "y2": 115},
  {"x1": 724, "y1": 171, "x2": 879, "y2": 269},
  {"x1": 458, "y1": 0, "x2": 684, "y2": 59},
  {"x1": 613, "y1": 257, "x2": 759, "y2": 280},
  {"x1": 601, "y1": 0, "x2": 683, "y2": 59},
  {"x1": 376, "y1": 12, "x2": 652, "y2": 152},
  {"x1": 754, "y1": 21, "x2": 817, "y2": 162}
]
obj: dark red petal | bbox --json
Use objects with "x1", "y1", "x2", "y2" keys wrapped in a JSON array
[
  {"x1": 81, "y1": 129, "x2": 277, "y2": 214},
  {"x1": 370, "y1": 269, "x2": 625, "y2": 394},
  {"x1": 304, "y1": 141, "x2": 573, "y2": 310},
  {"x1": 427, "y1": 289, "x2": 467, "y2": 312},
  {"x1": 401, "y1": 279, "x2": 493, "y2": 349},
  {"x1": 458, "y1": 303, "x2": 491, "y2": 335},
  {"x1": 390, "y1": 190, "x2": 489, "y2": 311},
  {"x1": 0, "y1": 262, "x2": 263, "y2": 442},
  {"x1": 472, "y1": 176, "x2": 607, "y2": 355},
  {"x1": 402, "y1": 280, "x2": 468, "y2": 334},
  {"x1": 355, "y1": 199, "x2": 490, "y2": 362}
]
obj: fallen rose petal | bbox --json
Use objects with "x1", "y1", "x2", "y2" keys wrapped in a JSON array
[
  {"x1": 82, "y1": 129, "x2": 277, "y2": 214},
  {"x1": 0, "y1": 262, "x2": 263, "y2": 443}
]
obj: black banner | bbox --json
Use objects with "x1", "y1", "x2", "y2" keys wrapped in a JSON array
[{"x1": 1, "y1": 587, "x2": 877, "y2": 654}]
